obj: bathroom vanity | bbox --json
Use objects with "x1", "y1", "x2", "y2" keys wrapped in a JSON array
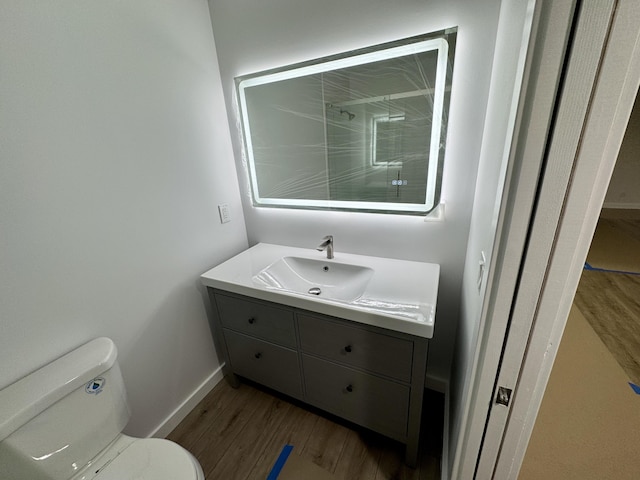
[{"x1": 201, "y1": 243, "x2": 439, "y2": 467}]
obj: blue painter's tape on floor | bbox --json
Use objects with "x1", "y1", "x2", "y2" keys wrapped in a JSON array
[
  {"x1": 267, "y1": 444, "x2": 294, "y2": 480},
  {"x1": 584, "y1": 262, "x2": 640, "y2": 276},
  {"x1": 629, "y1": 383, "x2": 640, "y2": 395}
]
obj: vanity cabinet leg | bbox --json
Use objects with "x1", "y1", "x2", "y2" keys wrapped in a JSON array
[
  {"x1": 405, "y1": 338, "x2": 428, "y2": 468},
  {"x1": 225, "y1": 371, "x2": 241, "y2": 388},
  {"x1": 207, "y1": 288, "x2": 241, "y2": 389},
  {"x1": 405, "y1": 441, "x2": 419, "y2": 469}
]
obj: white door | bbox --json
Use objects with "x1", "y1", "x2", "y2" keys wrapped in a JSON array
[{"x1": 472, "y1": 1, "x2": 640, "y2": 478}]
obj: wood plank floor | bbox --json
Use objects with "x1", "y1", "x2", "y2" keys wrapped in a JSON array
[
  {"x1": 573, "y1": 269, "x2": 640, "y2": 384},
  {"x1": 167, "y1": 379, "x2": 443, "y2": 480},
  {"x1": 574, "y1": 209, "x2": 640, "y2": 384}
]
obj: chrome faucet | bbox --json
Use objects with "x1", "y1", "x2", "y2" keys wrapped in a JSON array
[{"x1": 316, "y1": 235, "x2": 334, "y2": 259}]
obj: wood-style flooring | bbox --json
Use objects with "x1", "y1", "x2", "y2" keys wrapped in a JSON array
[
  {"x1": 167, "y1": 379, "x2": 443, "y2": 480},
  {"x1": 573, "y1": 269, "x2": 640, "y2": 384},
  {"x1": 573, "y1": 209, "x2": 640, "y2": 385},
  {"x1": 599, "y1": 207, "x2": 640, "y2": 242}
]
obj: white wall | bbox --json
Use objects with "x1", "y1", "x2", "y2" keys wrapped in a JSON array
[
  {"x1": 604, "y1": 92, "x2": 640, "y2": 208},
  {"x1": 0, "y1": 0, "x2": 247, "y2": 436},
  {"x1": 208, "y1": 0, "x2": 502, "y2": 383}
]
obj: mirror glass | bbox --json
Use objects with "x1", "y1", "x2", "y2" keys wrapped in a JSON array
[{"x1": 237, "y1": 29, "x2": 456, "y2": 215}]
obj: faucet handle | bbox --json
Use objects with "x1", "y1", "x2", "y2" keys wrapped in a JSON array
[{"x1": 316, "y1": 235, "x2": 334, "y2": 258}]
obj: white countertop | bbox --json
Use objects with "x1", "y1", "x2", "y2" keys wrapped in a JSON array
[{"x1": 200, "y1": 243, "x2": 440, "y2": 338}]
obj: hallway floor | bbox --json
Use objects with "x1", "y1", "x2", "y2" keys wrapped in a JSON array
[
  {"x1": 574, "y1": 209, "x2": 640, "y2": 384},
  {"x1": 519, "y1": 305, "x2": 640, "y2": 479}
]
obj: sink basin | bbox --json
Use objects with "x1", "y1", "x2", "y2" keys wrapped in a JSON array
[
  {"x1": 253, "y1": 256, "x2": 374, "y2": 302},
  {"x1": 200, "y1": 243, "x2": 440, "y2": 338}
]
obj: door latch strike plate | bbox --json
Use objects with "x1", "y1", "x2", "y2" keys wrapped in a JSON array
[{"x1": 496, "y1": 386, "x2": 512, "y2": 406}]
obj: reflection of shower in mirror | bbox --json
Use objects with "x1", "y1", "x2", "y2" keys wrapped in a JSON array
[{"x1": 326, "y1": 103, "x2": 356, "y2": 121}]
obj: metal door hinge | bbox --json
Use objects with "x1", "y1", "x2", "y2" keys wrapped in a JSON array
[{"x1": 496, "y1": 386, "x2": 513, "y2": 406}]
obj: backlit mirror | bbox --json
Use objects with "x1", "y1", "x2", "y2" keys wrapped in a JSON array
[{"x1": 237, "y1": 29, "x2": 456, "y2": 215}]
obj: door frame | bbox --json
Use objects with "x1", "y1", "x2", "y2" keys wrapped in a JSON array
[
  {"x1": 451, "y1": 0, "x2": 577, "y2": 477},
  {"x1": 473, "y1": 0, "x2": 640, "y2": 478}
]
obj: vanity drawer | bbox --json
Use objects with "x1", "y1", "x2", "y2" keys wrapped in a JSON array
[
  {"x1": 224, "y1": 329, "x2": 303, "y2": 400},
  {"x1": 302, "y1": 354, "x2": 409, "y2": 440},
  {"x1": 215, "y1": 293, "x2": 296, "y2": 347},
  {"x1": 298, "y1": 314, "x2": 413, "y2": 382}
]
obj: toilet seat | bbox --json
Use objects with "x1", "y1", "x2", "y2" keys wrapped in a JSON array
[{"x1": 95, "y1": 438, "x2": 204, "y2": 479}]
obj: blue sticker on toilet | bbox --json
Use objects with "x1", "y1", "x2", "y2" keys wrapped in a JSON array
[{"x1": 86, "y1": 377, "x2": 106, "y2": 395}]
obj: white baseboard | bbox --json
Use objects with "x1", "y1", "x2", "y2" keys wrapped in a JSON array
[
  {"x1": 602, "y1": 202, "x2": 640, "y2": 210},
  {"x1": 149, "y1": 364, "x2": 225, "y2": 439}
]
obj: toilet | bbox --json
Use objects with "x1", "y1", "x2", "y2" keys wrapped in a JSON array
[{"x1": 0, "y1": 338, "x2": 205, "y2": 480}]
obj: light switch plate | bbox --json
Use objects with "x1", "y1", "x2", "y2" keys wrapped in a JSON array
[
  {"x1": 218, "y1": 204, "x2": 231, "y2": 224},
  {"x1": 478, "y1": 251, "x2": 487, "y2": 292}
]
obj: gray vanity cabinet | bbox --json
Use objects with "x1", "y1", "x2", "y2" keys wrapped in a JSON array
[
  {"x1": 297, "y1": 313, "x2": 414, "y2": 382},
  {"x1": 215, "y1": 293, "x2": 297, "y2": 347},
  {"x1": 302, "y1": 354, "x2": 411, "y2": 440},
  {"x1": 212, "y1": 292, "x2": 303, "y2": 400},
  {"x1": 206, "y1": 288, "x2": 429, "y2": 467},
  {"x1": 223, "y1": 330, "x2": 303, "y2": 400},
  {"x1": 298, "y1": 314, "x2": 414, "y2": 442}
]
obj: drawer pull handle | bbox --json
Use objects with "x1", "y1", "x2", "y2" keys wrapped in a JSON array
[
  {"x1": 344, "y1": 345, "x2": 352, "y2": 353},
  {"x1": 254, "y1": 352, "x2": 262, "y2": 359},
  {"x1": 248, "y1": 317, "x2": 255, "y2": 324},
  {"x1": 346, "y1": 384, "x2": 353, "y2": 393}
]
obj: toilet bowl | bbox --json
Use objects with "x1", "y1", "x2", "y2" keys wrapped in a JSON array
[
  {"x1": 0, "y1": 338, "x2": 204, "y2": 480},
  {"x1": 82, "y1": 436, "x2": 204, "y2": 480}
]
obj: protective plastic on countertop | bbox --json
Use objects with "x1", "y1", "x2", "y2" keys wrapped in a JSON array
[{"x1": 201, "y1": 243, "x2": 439, "y2": 338}]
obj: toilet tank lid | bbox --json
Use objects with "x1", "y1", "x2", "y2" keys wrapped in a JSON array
[{"x1": 0, "y1": 337, "x2": 117, "y2": 442}]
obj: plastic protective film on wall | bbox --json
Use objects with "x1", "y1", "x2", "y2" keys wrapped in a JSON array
[{"x1": 236, "y1": 28, "x2": 457, "y2": 215}]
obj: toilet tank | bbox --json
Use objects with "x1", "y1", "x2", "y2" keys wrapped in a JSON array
[{"x1": 0, "y1": 338, "x2": 131, "y2": 480}]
